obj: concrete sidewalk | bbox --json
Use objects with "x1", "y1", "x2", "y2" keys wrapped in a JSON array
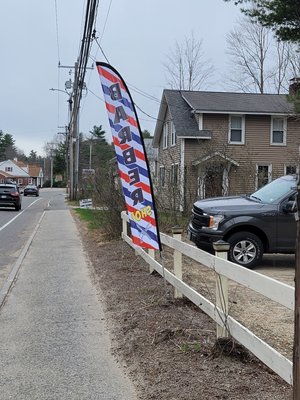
[{"x1": 0, "y1": 208, "x2": 137, "y2": 400}]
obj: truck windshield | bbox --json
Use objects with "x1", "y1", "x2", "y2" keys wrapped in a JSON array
[{"x1": 250, "y1": 176, "x2": 296, "y2": 204}]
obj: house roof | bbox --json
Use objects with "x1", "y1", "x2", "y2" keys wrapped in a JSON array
[
  {"x1": 153, "y1": 89, "x2": 294, "y2": 147},
  {"x1": 0, "y1": 159, "x2": 43, "y2": 179},
  {"x1": 0, "y1": 160, "x2": 30, "y2": 177},
  {"x1": 182, "y1": 91, "x2": 293, "y2": 115},
  {"x1": 153, "y1": 90, "x2": 204, "y2": 146},
  {"x1": 13, "y1": 159, "x2": 27, "y2": 168},
  {"x1": 28, "y1": 164, "x2": 42, "y2": 177}
]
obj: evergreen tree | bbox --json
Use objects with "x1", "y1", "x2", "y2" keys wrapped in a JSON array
[
  {"x1": 88, "y1": 125, "x2": 114, "y2": 166},
  {"x1": 142, "y1": 129, "x2": 153, "y2": 138},
  {"x1": 53, "y1": 141, "x2": 67, "y2": 175},
  {"x1": 28, "y1": 150, "x2": 38, "y2": 163},
  {"x1": 0, "y1": 131, "x2": 16, "y2": 160},
  {"x1": 225, "y1": 0, "x2": 300, "y2": 42}
]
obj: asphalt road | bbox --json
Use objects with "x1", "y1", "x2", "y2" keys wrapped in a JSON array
[{"x1": 0, "y1": 189, "x2": 137, "y2": 399}]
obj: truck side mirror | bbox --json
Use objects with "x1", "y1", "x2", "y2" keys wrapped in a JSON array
[{"x1": 283, "y1": 200, "x2": 297, "y2": 213}]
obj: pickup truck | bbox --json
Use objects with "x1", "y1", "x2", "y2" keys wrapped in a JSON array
[{"x1": 187, "y1": 175, "x2": 297, "y2": 268}]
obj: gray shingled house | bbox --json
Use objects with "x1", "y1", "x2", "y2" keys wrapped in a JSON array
[{"x1": 152, "y1": 84, "x2": 299, "y2": 212}]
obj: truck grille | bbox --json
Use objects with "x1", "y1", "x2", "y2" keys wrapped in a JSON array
[{"x1": 191, "y1": 205, "x2": 210, "y2": 229}]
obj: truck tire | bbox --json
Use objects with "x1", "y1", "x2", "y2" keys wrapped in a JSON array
[{"x1": 227, "y1": 232, "x2": 263, "y2": 269}]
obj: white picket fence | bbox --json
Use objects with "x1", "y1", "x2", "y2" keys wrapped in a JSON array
[{"x1": 121, "y1": 211, "x2": 294, "y2": 385}]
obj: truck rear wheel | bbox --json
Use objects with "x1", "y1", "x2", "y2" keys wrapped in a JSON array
[{"x1": 227, "y1": 232, "x2": 263, "y2": 269}]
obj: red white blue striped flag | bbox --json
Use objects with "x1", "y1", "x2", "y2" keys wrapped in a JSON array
[{"x1": 96, "y1": 62, "x2": 162, "y2": 251}]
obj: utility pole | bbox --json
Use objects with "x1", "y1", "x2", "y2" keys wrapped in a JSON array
[
  {"x1": 89, "y1": 136, "x2": 93, "y2": 170},
  {"x1": 57, "y1": 125, "x2": 69, "y2": 194},
  {"x1": 47, "y1": 143, "x2": 56, "y2": 188},
  {"x1": 58, "y1": 0, "x2": 97, "y2": 199},
  {"x1": 73, "y1": 62, "x2": 79, "y2": 201},
  {"x1": 59, "y1": 62, "x2": 92, "y2": 200}
]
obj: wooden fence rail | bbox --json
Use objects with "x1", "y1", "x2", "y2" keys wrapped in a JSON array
[{"x1": 121, "y1": 211, "x2": 294, "y2": 385}]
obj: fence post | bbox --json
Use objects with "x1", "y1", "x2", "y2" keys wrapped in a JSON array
[
  {"x1": 213, "y1": 240, "x2": 230, "y2": 338},
  {"x1": 148, "y1": 249, "x2": 155, "y2": 274},
  {"x1": 121, "y1": 211, "x2": 127, "y2": 239},
  {"x1": 172, "y1": 226, "x2": 183, "y2": 299}
]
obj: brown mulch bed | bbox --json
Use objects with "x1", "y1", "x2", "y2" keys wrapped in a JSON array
[{"x1": 73, "y1": 213, "x2": 292, "y2": 400}]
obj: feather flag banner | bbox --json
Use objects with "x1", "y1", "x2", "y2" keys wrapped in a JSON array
[{"x1": 96, "y1": 62, "x2": 162, "y2": 251}]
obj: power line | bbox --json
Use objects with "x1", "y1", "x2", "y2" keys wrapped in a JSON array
[
  {"x1": 134, "y1": 103, "x2": 160, "y2": 121},
  {"x1": 87, "y1": 88, "x2": 163, "y2": 124},
  {"x1": 54, "y1": 0, "x2": 60, "y2": 62},
  {"x1": 127, "y1": 84, "x2": 160, "y2": 103},
  {"x1": 94, "y1": 37, "x2": 110, "y2": 63},
  {"x1": 92, "y1": 39, "x2": 160, "y2": 103},
  {"x1": 70, "y1": 0, "x2": 99, "y2": 128},
  {"x1": 54, "y1": 0, "x2": 61, "y2": 129},
  {"x1": 99, "y1": 0, "x2": 112, "y2": 43},
  {"x1": 78, "y1": 0, "x2": 88, "y2": 56}
]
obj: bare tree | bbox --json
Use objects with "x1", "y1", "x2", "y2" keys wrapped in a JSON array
[
  {"x1": 226, "y1": 16, "x2": 299, "y2": 94},
  {"x1": 286, "y1": 42, "x2": 300, "y2": 81},
  {"x1": 272, "y1": 40, "x2": 292, "y2": 93},
  {"x1": 164, "y1": 32, "x2": 214, "y2": 90},
  {"x1": 226, "y1": 17, "x2": 272, "y2": 93}
]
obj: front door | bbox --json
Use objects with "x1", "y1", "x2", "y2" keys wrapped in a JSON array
[{"x1": 204, "y1": 165, "x2": 223, "y2": 198}]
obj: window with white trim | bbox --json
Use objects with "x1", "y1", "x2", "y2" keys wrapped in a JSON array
[
  {"x1": 171, "y1": 164, "x2": 179, "y2": 185},
  {"x1": 28, "y1": 178, "x2": 33, "y2": 184},
  {"x1": 285, "y1": 165, "x2": 297, "y2": 175},
  {"x1": 228, "y1": 115, "x2": 245, "y2": 144},
  {"x1": 170, "y1": 121, "x2": 176, "y2": 146},
  {"x1": 271, "y1": 116, "x2": 286, "y2": 145},
  {"x1": 256, "y1": 164, "x2": 272, "y2": 190},
  {"x1": 198, "y1": 113, "x2": 203, "y2": 130},
  {"x1": 163, "y1": 122, "x2": 168, "y2": 149},
  {"x1": 159, "y1": 166, "x2": 165, "y2": 187},
  {"x1": 18, "y1": 178, "x2": 23, "y2": 185},
  {"x1": 5, "y1": 166, "x2": 12, "y2": 172},
  {"x1": 197, "y1": 176, "x2": 204, "y2": 198}
]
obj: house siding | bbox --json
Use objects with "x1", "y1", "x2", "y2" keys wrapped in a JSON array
[
  {"x1": 154, "y1": 90, "x2": 300, "y2": 212},
  {"x1": 183, "y1": 114, "x2": 300, "y2": 197},
  {"x1": 157, "y1": 108, "x2": 183, "y2": 210}
]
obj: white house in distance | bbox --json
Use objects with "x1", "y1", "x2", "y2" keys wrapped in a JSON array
[{"x1": 0, "y1": 159, "x2": 44, "y2": 187}]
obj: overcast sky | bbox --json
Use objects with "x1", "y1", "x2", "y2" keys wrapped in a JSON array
[{"x1": 0, "y1": 0, "x2": 242, "y2": 157}]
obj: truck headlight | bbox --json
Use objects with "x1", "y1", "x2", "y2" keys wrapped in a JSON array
[{"x1": 208, "y1": 215, "x2": 224, "y2": 230}]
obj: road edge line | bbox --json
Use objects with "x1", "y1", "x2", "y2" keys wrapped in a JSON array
[{"x1": 0, "y1": 211, "x2": 46, "y2": 309}]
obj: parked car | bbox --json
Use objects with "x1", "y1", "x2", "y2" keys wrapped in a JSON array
[
  {"x1": 23, "y1": 184, "x2": 39, "y2": 197},
  {"x1": 0, "y1": 183, "x2": 22, "y2": 211},
  {"x1": 187, "y1": 175, "x2": 297, "y2": 268}
]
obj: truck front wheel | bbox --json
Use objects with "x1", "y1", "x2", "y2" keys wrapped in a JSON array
[{"x1": 227, "y1": 232, "x2": 263, "y2": 269}]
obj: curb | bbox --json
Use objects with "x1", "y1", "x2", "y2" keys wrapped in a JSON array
[{"x1": 0, "y1": 211, "x2": 46, "y2": 309}]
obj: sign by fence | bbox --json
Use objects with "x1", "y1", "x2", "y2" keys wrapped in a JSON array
[
  {"x1": 82, "y1": 169, "x2": 95, "y2": 176},
  {"x1": 79, "y1": 198, "x2": 93, "y2": 209}
]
